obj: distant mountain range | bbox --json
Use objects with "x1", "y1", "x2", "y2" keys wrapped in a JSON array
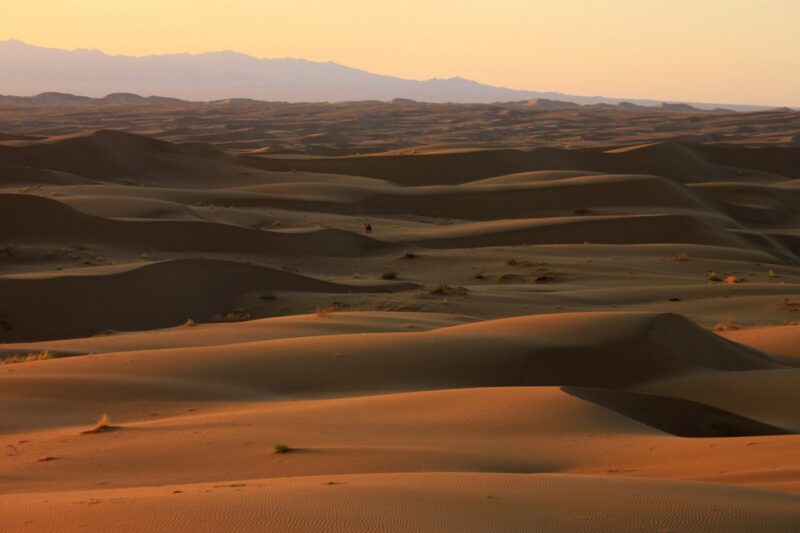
[{"x1": 0, "y1": 39, "x2": 783, "y2": 111}]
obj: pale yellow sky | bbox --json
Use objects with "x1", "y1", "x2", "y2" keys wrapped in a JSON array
[{"x1": 1, "y1": 0, "x2": 798, "y2": 106}]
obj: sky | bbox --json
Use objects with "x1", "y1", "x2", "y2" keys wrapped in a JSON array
[{"x1": 1, "y1": 0, "x2": 799, "y2": 106}]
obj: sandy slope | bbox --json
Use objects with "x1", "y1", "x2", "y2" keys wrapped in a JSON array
[
  {"x1": 6, "y1": 473, "x2": 800, "y2": 533},
  {"x1": 2, "y1": 120, "x2": 800, "y2": 531}
]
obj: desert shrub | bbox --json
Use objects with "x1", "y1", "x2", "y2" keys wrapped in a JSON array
[
  {"x1": 497, "y1": 273, "x2": 526, "y2": 283},
  {"x1": 316, "y1": 305, "x2": 339, "y2": 318},
  {"x1": 714, "y1": 314, "x2": 739, "y2": 331},
  {"x1": 82, "y1": 414, "x2": 115, "y2": 434},
  {"x1": 429, "y1": 283, "x2": 468, "y2": 296},
  {"x1": 213, "y1": 311, "x2": 251, "y2": 322},
  {"x1": 2, "y1": 350, "x2": 50, "y2": 365},
  {"x1": 274, "y1": 443, "x2": 290, "y2": 454}
]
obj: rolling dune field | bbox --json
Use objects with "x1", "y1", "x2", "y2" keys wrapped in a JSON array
[{"x1": 2, "y1": 104, "x2": 800, "y2": 531}]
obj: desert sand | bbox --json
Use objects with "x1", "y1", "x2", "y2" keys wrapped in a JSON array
[{"x1": 1, "y1": 102, "x2": 800, "y2": 531}]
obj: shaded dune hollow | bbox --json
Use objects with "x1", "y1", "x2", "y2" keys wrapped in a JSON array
[
  {"x1": 0, "y1": 258, "x2": 417, "y2": 341},
  {"x1": 562, "y1": 386, "x2": 793, "y2": 437}
]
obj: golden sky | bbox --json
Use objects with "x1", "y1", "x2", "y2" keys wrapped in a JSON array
[{"x1": 1, "y1": 0, "x2": 798, "y2": 106}]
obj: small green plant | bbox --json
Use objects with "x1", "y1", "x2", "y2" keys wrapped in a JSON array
[{"x1": 274, "y1": 443, "x2": 290, "y2": 454}]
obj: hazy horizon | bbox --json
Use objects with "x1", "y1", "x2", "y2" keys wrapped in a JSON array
[{"x1": 1, "y1": 0, "x2": 799, "y2": 107}]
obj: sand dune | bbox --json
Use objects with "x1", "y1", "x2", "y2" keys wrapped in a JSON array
[
  {"x1": 4, "y1": 130, "x2": 798, "y2": 189},
  {"x1": 6, "y1": 473, "x2": 800, "y2": 533},
  {"x1": 0, "y1": 130, "x2": 234, "y2": 186},
  {"x1": 243, "y1": 140, "x2": 799, "y2": 184},
  {"x1": 58, "y1": 195, "x2": 207, "y2": 221},
  {"x1": 2, "y1": 111, "x2": 800, "y2": 530},
  {"x1": 0, "y1": 311, "x2": 475, "y2": 356},
  {"x1": 563, "y1": 386, "x2": 792, "y2": 437},
  {"x1": 637, "y1": 368, "x2": 800, "y2": 431},
  {"x1": 3, "y1": 386, "x2": 799, "y2": 488},
  {"x1": 0, "y1": 313, "x2": 781, "y2": 405},
  {"x1": 0, "y1": 260, "x2": 416, "y2": 341},
  {"x1": 388, "y1": 214, "x2": 749, "y2": 249},
  {"x1": 0, "y1": 193, "x2": 386, "y2": 256},
  {"x1": 721, "y1": 324, "x2": 800, "y2": 366},
  {"x1": 0, "y1": 165, "x2": 100, "y2": 187}
]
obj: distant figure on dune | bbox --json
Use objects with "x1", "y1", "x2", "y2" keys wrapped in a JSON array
[{"x1": 364, "y1": 223, "x2": 373, "y2": 234}]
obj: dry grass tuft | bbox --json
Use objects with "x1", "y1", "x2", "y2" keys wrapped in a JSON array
[
  {"x1": 707, "y1": 271, "x2": 722, "y2": 282},
  {"x1": 673, "y1": 251, "x2": 690, "y2": 262},
  {"x1": 428, "y1": 283, "x2": 469, "y2": 296},
  {"x1": 213, "y1": 311, "x2": 251, "y2": 323},
  {"x1": 82, "y1": 414, "x2": 117, "y2": 434},
  {"x1": 316, "y1": 304, "x2": 339, "y2": 318},
  {"x1": 714, "y1": 313, "x2": 739, "y2": 332},
  {"x1": 184, "y1": 318, "x2": 196, "y2": 327},
  {"x1": 2, "y1": 350, "x2": 51, "y2": 365}
]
